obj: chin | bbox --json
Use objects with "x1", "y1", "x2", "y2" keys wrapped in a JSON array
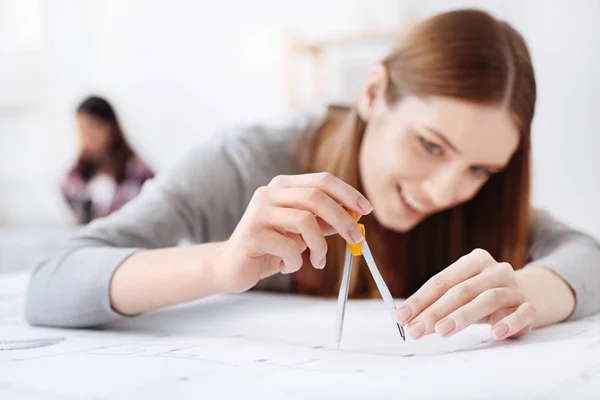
[{"x1": 371, "y1": 206, "x2": 421, "y2": 233}]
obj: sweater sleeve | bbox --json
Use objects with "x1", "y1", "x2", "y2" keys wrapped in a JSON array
[
  {"x1": 525, "y1": 209, "x2": 600, "y2": 320},
  {"x1": 24, "y1": 118, "x2": 309, "y2": 328}
]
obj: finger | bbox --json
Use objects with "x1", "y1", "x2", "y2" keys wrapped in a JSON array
[
  {"x1": 268, "y1": 173, "x2": 373, "y2": 216},
  {"x1": 491, "y1": 302, "x2": 537, "y2": 340},
  {"x1": 511, "y1": 324, "x2": 534, "y2": 339},
  {"x1": 396, "y1": 249, "x2": 497, "y2": 325},
  {"x1": 255, "y1": 229, "x2": 303, "y2": 274},
  {"x1": 317, "y1": 217, "x2": 336, "y2": 236},
  {"x1": 405, "y1": 263, "x2": 515, "y2": 338},
  {"x1": 433, "y1": 288, "x2": 524, "y2": 338},
  {"x1": 283, "y1": 232, "x2": 308, "y2": 254},
  {"x1": 479, "y1": 307, "x2": 515, "y2": 325},
  {"x1": 261, "y1": 208, "x2": 328, "y2": 269},
  {"x1": 268, "y1": 187, "x2": 364, "y2": 245}
]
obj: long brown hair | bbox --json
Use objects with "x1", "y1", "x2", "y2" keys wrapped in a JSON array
[
  {"x1": 75, "y1": 96, "x2": 136, "y2": 183},
  {"x1": 291, "y1": 9, "x2": 536, "y2": 298}
]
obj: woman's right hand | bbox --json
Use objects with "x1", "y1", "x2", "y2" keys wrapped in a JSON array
[{"x1": 215, "y1": 173, "x2": 374, "y2": 293}]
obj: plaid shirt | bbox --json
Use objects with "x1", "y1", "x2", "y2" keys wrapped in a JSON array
[{"x1": 60, "y1": 157, "x2": 154, "y2": 224}]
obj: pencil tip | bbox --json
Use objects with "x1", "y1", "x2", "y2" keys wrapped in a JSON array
[{"x1": 397, "y1": 323, "x2": 406, "y2": 341}]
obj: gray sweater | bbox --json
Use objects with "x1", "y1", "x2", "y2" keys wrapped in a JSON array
[{"x1": 25, "y1": 115, "x2": 600, "y2": 327}]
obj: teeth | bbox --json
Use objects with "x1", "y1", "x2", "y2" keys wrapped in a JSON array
[{"x1": 401, "y1": 191, "x2": 429, "y2": 213}]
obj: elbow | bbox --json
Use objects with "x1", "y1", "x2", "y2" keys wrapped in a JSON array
[
  {"x1": 23, "y1": 256, "x2": 94, "y2": 328},
  {"x1": 24, "y1": 247, "x2": 129, "y2": 328},
  {"x1": 24, "y1": 259, "x2": 65, "y2": 327},
  {"x1": 24, "y1": 292, "x2": 49, "y2": 327}
]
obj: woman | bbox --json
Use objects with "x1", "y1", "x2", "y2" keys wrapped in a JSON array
[
  {"x1": 28, "y1": 10, "x2": 600, "y2": 342},
  {"x1": 61, "y1": 96, "x2": 155, "y2": 224}
]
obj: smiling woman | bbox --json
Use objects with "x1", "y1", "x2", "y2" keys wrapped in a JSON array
[
  {"x1": 360, "y1": 96, "x2": 521, "y2": 231},
  {"x1": 296, "y1": 10, "x2": 535, "y2": 304},
  {"x1": 25, "y1": 9, "x2": 600, "y2": 344}
]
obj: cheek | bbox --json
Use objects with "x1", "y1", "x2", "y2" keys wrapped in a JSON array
[
  {"x1": 361, "y1": 125, "x2": 432, "y2": 192},
  {"x1": 361, "y1": 129, "x2": 396, "y2": 176},
  {"x1": 390, "y1": 136, "x2": 432, "y2": 181},
  {"x1": 455, "y1": 179, "x2": 487, "y2": 205},
  {"x1": 93, "y1": 130, "x2": 110, "y2": 145}
]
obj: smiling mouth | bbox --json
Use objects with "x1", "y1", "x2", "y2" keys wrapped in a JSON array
[{"x1": 396, "y1": 185, "x2": 433, "y2": 216}]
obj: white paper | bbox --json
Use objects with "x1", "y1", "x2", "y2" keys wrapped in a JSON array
[{"x1": 1, "y1": 272, "x2": 600, "y2": 399}]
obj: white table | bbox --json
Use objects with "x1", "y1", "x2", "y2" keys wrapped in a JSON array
[{"x1": 1, "y1": 271, "x2": 600, "y2": 399}]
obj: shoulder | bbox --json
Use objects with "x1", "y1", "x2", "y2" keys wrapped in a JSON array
[
  {"x1": 152, "y1": 112, "x2": 324, "y2": 201},
  {"x1": 170, "y1": 112, "x2": 324, "y2": 181},
  {"x1": 219, "y1": 111, "x2": 325, "y2": 171}
]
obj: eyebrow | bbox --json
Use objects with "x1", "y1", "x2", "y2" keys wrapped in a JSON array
[
  {"x1": 424, "y1": 126, "x2": 460, "y2": 154},
  {"x1": 423, "y1": 125, "x2": 505, "y2": 172}
]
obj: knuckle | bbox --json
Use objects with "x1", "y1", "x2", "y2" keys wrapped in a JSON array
[
  {"x1": 286, "y1": 260, "x2": 302, "y2": 273},
  {"x1": 268, "y1": 175, "x2": 286, "y2": 188},
  {"x1": 284, "y1": 239, "x2": 300, "y2": 256},
  {"x1": 496, "y1": 262, "x2": 514, "y2": 275},
  {"x1": 471, "y1": 248, "x2": 493, "y2": 264},
  {"x1": 426, "y1": 310, "x2": 442, "y2": 325},
  {"x1": 316, "y1": 172, "x2": 334, "y2": 186},
  {"x1": 464, "y1": 248, "x2": 496, "y2": 273},
  {"x1": 454, "y1": 283, "x2": 475, "y2": 301},
  {"x1": 471, "y1": 248, "x2": 488, "y2": 257},
  {"x1": 496, "y1": 308, "x2": 512, "y2": 321},
  {"x1": 429, "y1": 275, "x2": 449, "y2": 295},
  {"x1": 306, "y1": 188, "x2": 325, "y2": 205},
  {"x1": 253, "y1": 186, "x2": 270, "y2": 202},
  {"x1": 523, "y1": 302, "x2": 537, "y2": 318},
  {"x1": 481, "y1": 288, "x2": 507, "y2": 307},
  {"x1": 298, "y1": 210, "x2": 316, "y2": 227}
]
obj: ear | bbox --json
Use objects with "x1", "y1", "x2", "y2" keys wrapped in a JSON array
[{"x1": 356, "y1": 63, "x2": 388, "y2": 121}]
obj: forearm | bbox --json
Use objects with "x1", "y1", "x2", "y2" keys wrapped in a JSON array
[
  {"x1": 516, "y1": 266, "x2": 575, "y2": 328},
  {"x1": 110, "y1": 242, "x2": 227, "y2": 316}
]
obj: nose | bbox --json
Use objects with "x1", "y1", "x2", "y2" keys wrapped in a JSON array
[{"x1": 422, "y1": 166, "x2": 462, "y2": 208}]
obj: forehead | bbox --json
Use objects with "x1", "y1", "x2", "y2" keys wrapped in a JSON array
[
  {"x1": 396, "y1": 96, "x2": 520, "y2": 166},
  {"x1": 77, "y1": 112, "x2": 108, "y2": 127}
]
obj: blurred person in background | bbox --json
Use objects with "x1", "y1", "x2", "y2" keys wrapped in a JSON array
[
  {"x1": 60, "y1": 96, "x2": 154, "y2": 224},
  {"x1": 28, "y1": 10, "x2": 600, "y2": 343}
]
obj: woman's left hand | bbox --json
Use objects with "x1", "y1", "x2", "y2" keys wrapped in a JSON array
[{"x1": 395, "y1": 248, "x2": 537, "y2": 340}]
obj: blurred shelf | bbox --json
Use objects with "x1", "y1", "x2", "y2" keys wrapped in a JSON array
[{"x1": 284, "y1": 23, "x2": 414, "y2": 110}]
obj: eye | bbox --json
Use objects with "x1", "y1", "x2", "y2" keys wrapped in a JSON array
[
  {"x1": 419, "y1": 136, "x2": 443, "y2": 156},
  {"x1": 470, "y1": 166, "x2": 490, "y2": 178}
]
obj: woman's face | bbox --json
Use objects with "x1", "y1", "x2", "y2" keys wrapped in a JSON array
[
  {"x1": 76, "y1": 112, "x2": 113, "y2": 159},
  {"x1": 359, "y1": 93, "x2": 520, "y2": 232}
]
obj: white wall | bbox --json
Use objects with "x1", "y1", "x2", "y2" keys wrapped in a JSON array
[{"x1": 1, "y1": 0, "x2": 599, "y2": 240}]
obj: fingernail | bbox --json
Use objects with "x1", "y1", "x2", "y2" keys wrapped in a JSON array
[
  {"x1": 435, "y1": 319, "x2": 456, "y2": 337},
  {"x1": 318, "y1": 256, "x2": 326, "y2": 269},
  {"x1": 349, "y1": 224, "x2": 363, "y2": 243},
  {"x1": 493, "y1": 324, "x2": 509, "y2": 339},
  {"x1": 395, "y1": 306, "x2": 412, "y2": 324},
  {"x1": 357, "y1": 197, "x2": 374, "y2": 213},
  {"x1": 407, "y1": 321, "x2": 426, "y2": 340}
]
